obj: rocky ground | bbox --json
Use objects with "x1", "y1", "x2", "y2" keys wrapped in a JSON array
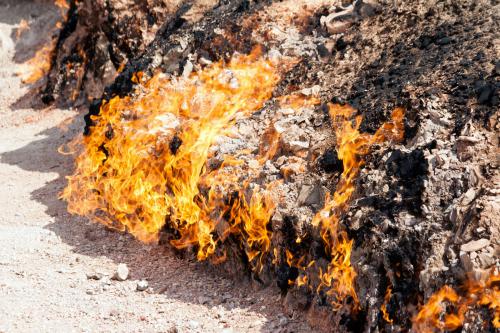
[
  {"x1": 0, "y1": 0, "x2": 498, "y2": 332},
  {"x1": 0, "y1": 1, "x2": 316, "y2": 332}
]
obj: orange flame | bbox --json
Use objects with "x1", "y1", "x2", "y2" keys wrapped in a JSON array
[
  {"x1": 312, "y1": 104, "x2": 404, "y2": 310},
  {"x1": 62, "y1": 48, "x2": 281, "y2": 269},
  {"x1": 21, "y1": 0, "x2": 71, "y2": 84},
  {"x1": 413, "y1": 272, "x2": 499, "y2": 332},
  {"x1": 381, "y1": 285, "x2": 394, "y2": 324},
  {"x1": 22, "y1": 41, "x2": 56, "y2": 84},
  {"x1": 61, "y1": 42, "x2": 408, "y2": 314}
]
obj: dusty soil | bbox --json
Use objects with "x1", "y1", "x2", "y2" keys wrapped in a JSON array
[{"x1": 0, "y1": 2, "x2": 315, "y2": 332}]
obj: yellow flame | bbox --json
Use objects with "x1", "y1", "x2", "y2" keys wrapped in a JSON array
[
  {"x1": 21, "y1": 0, "x2": 71, "y2": 84},
  {"x1": 312, "y1": 104, "x2": 404, "y2": 310},
  {"x1": 381, "y1": 285, "x2": 394, "y2": 324},
  {"x1": 22, "y1": 41, "x2": 56, "y2": 84},
  {"x1": 61, "y1": 42, "x2": 408, "y2": 316},
  {"x1": 62, "y1": 47, "x2": 281, "y2": 269},
  {"x1": 413, "y1": 272, "x2": 499, "y2": 332}
]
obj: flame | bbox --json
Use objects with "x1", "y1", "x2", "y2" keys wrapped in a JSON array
[
  {"x1": 21, "y1": 1, "x2": 71, "y2": 84},
  {"x1": 22, "y1": 40, "x2": 56, "y2": 84},
  {"x1": 413, "y1": 272, "x2": 499, "y2": 332},
  {"x1": 312, "y1": 104, "x2": 404, "y2": 310},
  {"x1": 62, "y1": 47, "x2": 281, "y2": 269},
  {"x1": 60, "y1": 40, "x2": 407, "y2": 314},
  {"x1": 54, "y1": 0, "x2": 69, "y2": 16},
  {"x1": 55, "y1": 0, "x2": 69, "y2": 8},
  {"x1": 381, "y1": 285, "x2": 394, "y2": 324}
]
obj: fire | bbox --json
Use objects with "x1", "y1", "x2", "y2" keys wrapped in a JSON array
[
  {"x1": 22, "y1": 41, "x2": 56, "y2": 84},
  {"x1": 413, "y1": 272, "x2": 500, "y2": 332},
  {"x1": 21, "y1": 0, "x2": 70, "y2": 84},
  {"x1": 312, "y1": 104, "x2": 404, "y2": 309},
  {"x1": 381, "y1": 285, "x2": 394, "y2": 324},
  {"x1": 54, "y1": 0, "x2": 69, "y2": 10},
  {"x1": 62, "y1": 47, "x2": 281, "y2": 269},
  {"x1": 61, "y1": 41, "x2": 407, "y2": 314}
]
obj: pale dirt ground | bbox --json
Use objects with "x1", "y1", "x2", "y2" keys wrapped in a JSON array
[{"x1": 0, "y1": 2, "x2": 315, "y2": 332}]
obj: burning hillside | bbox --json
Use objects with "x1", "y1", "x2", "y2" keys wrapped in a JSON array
[{"x1": 22, "y1": 0, "x2": 499, "y2": 331}]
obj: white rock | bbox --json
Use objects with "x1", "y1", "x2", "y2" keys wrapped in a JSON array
[
  {"x1": 113, "y1": 263, "x2": 129, "y2": 281},
  {"x1": 136, "y1": 280, "x2": 149, "y2": 291},
  {"x1": 182, "y1": 60, "x2": 193, "y2": 78},
  {"x1": 478, "y1": 253, "x2": 495, "y2": 268},
  {"x1": 460, "y1": 253, "x2": 474, "y2": 271},
  {"x1": 289, "y1": 140, "x2": 309, "y2": 151},
  {"x1": 460, "y1": 239, "x2": 490, "y2": 252}
]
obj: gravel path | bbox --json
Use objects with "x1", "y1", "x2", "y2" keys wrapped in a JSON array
[{"x1": 0, "y1": 2, "x2": 314, "y2": 332}]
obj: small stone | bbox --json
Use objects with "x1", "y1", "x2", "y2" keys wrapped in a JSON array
[
  {"x1": 350, "y1": 210, "x2": 363, "y2": 231},
  {"x1": 264, "y1": 160, "x2": 278, "y2": 174},
  {"x1": 470, "y1": 252, "x2": 477, "y2": 260},
  {"x1": 448, "y1": 206, "x2": 460, "y2": 223},
  {"x1": 321, "y1": 14, "x2": 354, "y2": 34},
  {"x1": 198, "y1": 296, "x2": 211, "y2": 305},
  {"x1": 316, "y1": 43, "x2": 330, "y2": 58},
  {"x1": 182, "y1": 60, "x2": 193, "y2": 78},
  {"x1": 399, "y1": 211, "x2": 418, "y2": 226},
  {"x1": 275, "y1": 156, "x2": 287, "y2": 166},
  {"x1": 446, "y1": 247, "x2": 457, "y2": 261},
  {"x1": 199, "y1": 57, "x2": 212, "y2": 65},
  {"x1": 297, "y1": 184, "x2": 324, "y2": 206},
  {"x1": 289, "y1": 140, "x2": 309, "y2": 152},
  {"x1": 113, "y1": 263, "x2": 129, "y2": 281},
  {"x1": 478, "y1": 253, "x2": 495, "y2": 268},
  {"x1": 300, "y1": 85, "x2": 321, "y2": 97},
  {"x1": 267, "y1": 49, "x2": 282, "y2": 62},
  {"x1": 248, "y1": 159, "x2": 260, "y2": 169},
  {"x1": 462, "y1": 188, "x2": 477, "y2": 205},
  {"x1": 436, "y1": 37, "x2": 451, "y2": 45},
  {"x1": 313, "y1": 117, "x2": 324, "y2": 127},
  {"x1": 460, "y1": 239, "x2": 490, "y2": 252},
  {"x1": 278, "y1": 316, "x2": 289, "y2": 326},
  {"x1": 86, "y1": 272, "x2": 103, "y2": 280},
  {"x1": 136, "y1": 280, "x2": 149, "y2": 291},
  {"x1": 101, "y1": 276, "x2": 112, "y2": 286},
  {"x1": 460, "y1": 253, "x2": 474, "y2": 271}
]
